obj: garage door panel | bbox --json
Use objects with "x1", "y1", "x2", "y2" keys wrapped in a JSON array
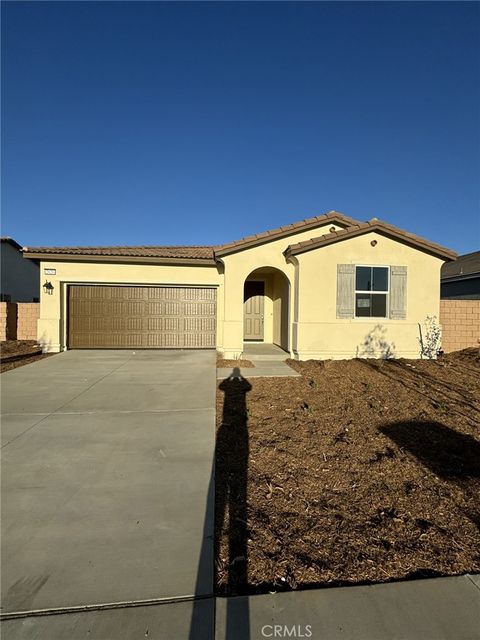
[
  {"x1": 146, "y1": 317, "x2": 183, "y2": 332},
  {"x1": 184, "y1": 317, "x2": 216, "y2": 332},
  {"x1": 144, "y1": 301, "x2": 182, "y2": 316},
  {"x1": 68, "y1": 285, "x2": 216, "y2": 349}
]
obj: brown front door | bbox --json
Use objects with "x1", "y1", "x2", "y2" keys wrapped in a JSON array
[
  {"x1": 68, "y1": 285, "x2": 216, "y2": 349},
  {"x1": 243, "y1": 281, "x2": 264, "y2": 340}
]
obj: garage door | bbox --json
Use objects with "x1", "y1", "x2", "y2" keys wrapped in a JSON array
[{"x1": 68, "y1": 285, "x2": 216, "y2": 349}]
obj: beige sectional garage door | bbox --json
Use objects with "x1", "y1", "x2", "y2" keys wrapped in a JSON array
[{"x1": 68, "y1": 285, "x2": 216, "y2": 349}]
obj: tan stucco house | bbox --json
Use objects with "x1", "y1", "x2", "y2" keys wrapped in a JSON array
[{"x1": 23, "y1": 211, "x2": 456, "y2": 359}]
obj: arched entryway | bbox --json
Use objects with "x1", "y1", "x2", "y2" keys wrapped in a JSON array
[{"x1": 243, "y1": 267, "x2": 290, "y2": 352}]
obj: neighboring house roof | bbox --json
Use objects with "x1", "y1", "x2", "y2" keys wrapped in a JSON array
[
  {"x1": 1, "y1": 237, "x2": 23, "y2": 251},
  {"x1": 441, "y1": 250, "x2": 480, "y2": 281},
  {"x1": 22, "y1": 212, "x2": 457, "y2": 264},
  {"x1": 284, "y1": 219, "x2": 457, "y2": 262}
]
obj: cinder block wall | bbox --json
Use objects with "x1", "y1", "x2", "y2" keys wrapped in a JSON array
[
  {"x1": 17, "y1": 303, "x2": 40, "y2": 340},
  {"x1": 0, "y1": 302, "x2": 18, "y2": 341},
  {"x1": 0, "y1": 302, "x2": 7, "y2": 341},
  {"x1": 440, "y1": 300, "x2": 480, "y2": 353}
]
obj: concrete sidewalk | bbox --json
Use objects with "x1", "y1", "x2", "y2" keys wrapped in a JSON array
[
  {"x1": 2, "y1": 598, "x2": 214, "y2": 640},
  {"x1": 215, "y1": 574, "x2": 480, "y2": 640},
  {"x1": 3, "y1": 575, "x2": 478, "y2": 639}
]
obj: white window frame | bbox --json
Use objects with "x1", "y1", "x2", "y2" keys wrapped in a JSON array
[{"x1": 354, "y1": 265, "x2": 390, "y2": 319}]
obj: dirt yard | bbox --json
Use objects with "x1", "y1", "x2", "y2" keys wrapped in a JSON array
[
  {"x1": 215, "y1": 348, "x2": 480, "y2": 595},
  {"x1": 1, "y1": 340, "x2": 53, "y2": 373},
  {"x1": 217, "y1": 358, "x2": 255, "y2": 368}
]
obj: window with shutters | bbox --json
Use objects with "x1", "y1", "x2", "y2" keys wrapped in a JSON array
[{"x1": 355, "y1": 266, "x2": 389, "y2": 318}]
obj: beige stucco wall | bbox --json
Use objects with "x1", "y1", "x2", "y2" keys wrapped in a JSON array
[
  {"x1": 35, "y1": 225, "x2": 446, "y2": 360},
  {"x1": 293, "y1": 231, "x2": 444, "y2": 359},
  {"x1": 37, "y1": 261, "x2": 223, "y2": 352},
  {"x1": 219, "y1": 223, "x2": 344, "y2": 357}
]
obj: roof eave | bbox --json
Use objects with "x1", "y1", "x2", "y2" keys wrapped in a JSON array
[{"x1": 441, "y1": 271, "x2": 480, "y2": 283}]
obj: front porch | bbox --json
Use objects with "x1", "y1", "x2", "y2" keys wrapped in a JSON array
[
  {"x1": 216, "y1": 342, "x2": 299, "y2": 379},
  {"x1": 241, "y1": 342, "x2": 289, "y2": 361}
]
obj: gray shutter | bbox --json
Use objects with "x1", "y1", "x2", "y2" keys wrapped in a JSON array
[
  {"x1": 336, "y1": 264, "x2": 355, "y2": 318},
  {"x1": 389, "y1": 266, "x2": 407, "y2": 319}
]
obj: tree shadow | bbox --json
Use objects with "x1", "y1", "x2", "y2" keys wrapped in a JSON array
[
  {"x1": 355, "y1": 324, "x2": 396, "y2": 359},
  {"x1": 379, "y1": 420, "x2": 480, "y2": 480},
  {"x1": 380, "y1": 420, "x2": 480, "y2": 528}
]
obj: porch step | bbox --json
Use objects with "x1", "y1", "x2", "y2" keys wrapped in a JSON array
[
  {"x1": 242, "y1": 344, "x2": 289, "y2": 361},
  {"x1": 245, "y1": 353, "x2": 288, "y2": 361}
]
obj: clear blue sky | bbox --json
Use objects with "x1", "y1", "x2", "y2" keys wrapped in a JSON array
[{"x1": 2, "y1": 1, "x2": 479, "y2": 253}]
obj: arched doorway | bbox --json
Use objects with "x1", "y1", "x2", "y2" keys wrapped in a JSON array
[{"x1": 243, "y1": 267, "x2": 290, "y2": 351}]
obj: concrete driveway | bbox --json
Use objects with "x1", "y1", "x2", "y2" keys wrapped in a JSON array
[{"x1": 1, "y1": 350, "x2": 216, "y2": 636}]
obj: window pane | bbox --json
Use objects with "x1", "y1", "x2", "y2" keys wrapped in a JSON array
[
  {"x1": 355, "y1": 293, "x2": 371, "y2": 317},
  {"x1": 371, "y1": 294, "x2": 387, "y2": 317},
  {"x1": 355, "y1": 293, "x2": 388, "y2": 317},
  {"x1": 356, "y1": 267, "x2": 371, "y2": 291},
  {"x1": 373, "y1": 267, "x2": 388, "y2": 292}
]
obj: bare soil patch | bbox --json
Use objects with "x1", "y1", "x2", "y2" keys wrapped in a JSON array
[
  {"x1": 217, "y1": 359, "x2": 255, "y2": 368},
  {"x1": 1, "y1": 340, "x2": 54, "y2": 373},
  {"x1": 215, "y1": 349, "x2": 480, "y2": 595}
]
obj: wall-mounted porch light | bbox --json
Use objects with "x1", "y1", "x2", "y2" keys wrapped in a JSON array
[{"x1": 43, "y1": 281, "x2": 54, "y2": 295}]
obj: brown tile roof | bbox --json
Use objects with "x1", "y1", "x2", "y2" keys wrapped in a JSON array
[
  {"x1": 22, "y1": 213, "x2": 457, "y2": 264},
  {"x1": 441, "y1": 250, "x2": 480, "y2": 280},
  {"x1": 214, "y1": 211, "x2": 360, "y2": 256},
  {"x1": 23, "y1": 245, "x2": 216, "y2": 262},
  {"x1": 284, "y1": 219, "x2": 457, "y2": 261},
  {"x1": 22, "y1": 211, "x2": 359, "y2": 263}
]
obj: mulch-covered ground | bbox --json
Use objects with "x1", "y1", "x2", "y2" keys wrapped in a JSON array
[
  {"x1": 217, "y1": 359, "x2": 255, "y2": 368},
  {"x1": 215, "y1": 348, "x2": 480, "y2": 595},
  {"x1": 1, "y1": 340, "x2": 53, "y2": 373}
]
